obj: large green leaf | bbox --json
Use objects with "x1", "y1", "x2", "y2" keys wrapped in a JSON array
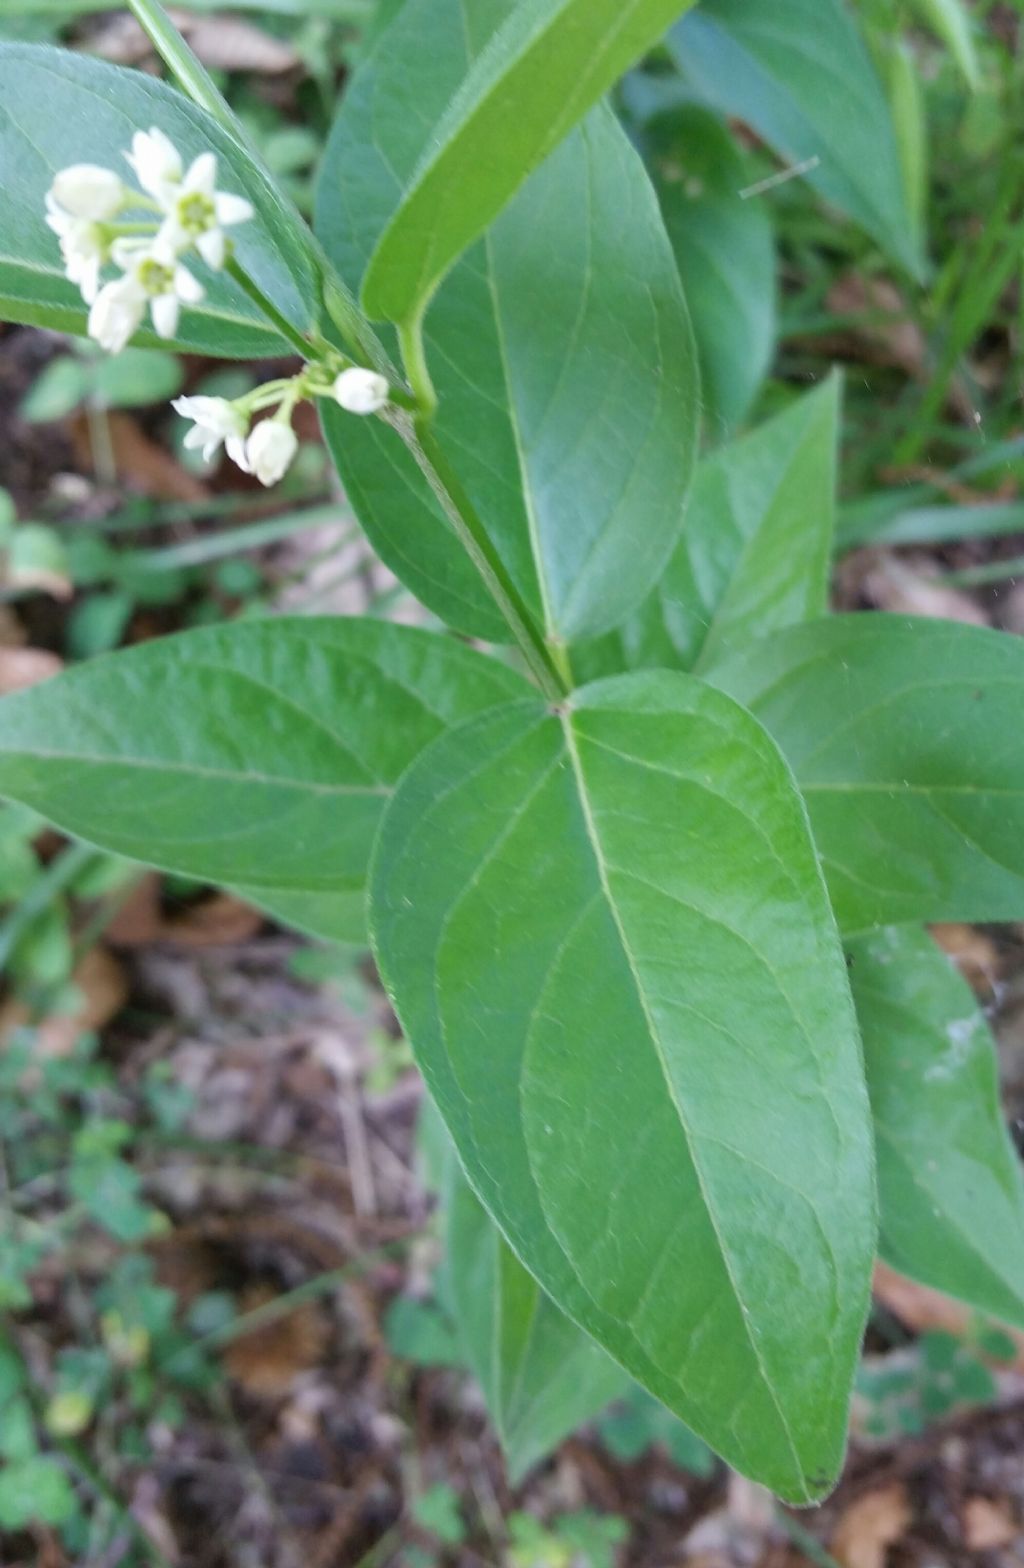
[
  {"x1": 371, "y1": 671, "x2": 875, "y2": 1501},
  {"x1": 577, "y1": 379, "x2": 837, "y2": 680},
  {"x1": 444, "y1": 1146, "x2": 626, "y2": 1480},
  {"x1": 653, "y1": 107, "x2": 776, "y2": 433},
  {"x1": 0, "y1": 619, "x2": 526, "y2": 943},
  {"x1": 358, "y1": 0, "x2": 700, "y2": 325},
  {"x1": 0, "y1": 44, "x2": 316, "y2": 356},
  {"x1": 710, "y1": 616, "x2": 1024, "y2": 933},
  {"x1": 317, "y1": 0, "x2": 698, "y2": 644},
  {"x1": 669, "y1": 0, "x2": 923, "y2": 277},
  {"x1": 850, "y1": 924, "x2": 1024, "y2": 1329}
]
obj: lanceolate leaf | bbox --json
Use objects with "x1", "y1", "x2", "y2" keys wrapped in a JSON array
[
  {"x1": 0, "y1": 44, "x2": 316, "y2": 356},
  {"x1": 710, "y1": 616, "x2": 1024, "y2": 932},
  {"x1": 371, "y1": 671, "x2": 875, "y2": 1501},
  {"x1": 358, "y1": 0, "x2": 701, "y2": 325},
  {"x1": 850, "y1": 924, "x2": 1024, "y2": 1329},
  {"x1": 317, "y1": 0, "x2": 698, "y2": 643},
  {"x1": 0, "y1": 619, "x2": 527, "y2": 943},
  {"x1": 578, "y1": 379, "x2": 837, "y2": 679},
  {"x1": 444, "y1": 1146, "x2": 626, "y2": 1480},
  {"x1": 669, "y1": 0, "x2": 923, "y2": 277}
]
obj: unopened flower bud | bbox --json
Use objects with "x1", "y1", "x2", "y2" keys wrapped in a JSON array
[
  {"x1": 246, "y1": 419, "x2": 298, "y2": 487},
  {"x1": 49, "y1": 164, "x2": 124, "y2": 221},
  {"x1": 333, "y1": 367, "x2": 389, "y2": 415}
]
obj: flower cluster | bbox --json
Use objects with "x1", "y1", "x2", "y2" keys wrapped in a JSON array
[
  {"x1": 47, "y1": 127, "x2": 254, "y2": 353},
  {"x1": 173, "y1": 365, "x2": 391, "y2": 487},
  {"x1": 48, "y1": 131, "x2": 393, "y2": 487}
]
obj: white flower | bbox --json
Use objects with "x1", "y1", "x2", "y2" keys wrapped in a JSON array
[
  {"x1": 158, "y1": 151, "x2": 254, "y2": 270},
  {"x1": 125, "y1": 127, "x2": 183, "y2": 205},
  {"x1": 125, "y1": 129, "x2": 254, "y2": 269},
  {"x1": 246, "y1": 420, "x2": 298, "y2": 486},
  {"x1": 88, "y1": 275, "x2": 146, "y2": 354},
  {"x1": 172, "y1": 395, "x2": 250, "y2": 471},
  {"x1": 45, "y1": 195, "x2": 107, "y2": 304},
  {"x1": 48, "y1": 164, "x2": 125, "y2": 221},
  {"x1": 333, "y1": 367, "x2": 389, "y2": 415},
  {"x1": 110, "y1": 237, "x2": 205, "y2": 340}
]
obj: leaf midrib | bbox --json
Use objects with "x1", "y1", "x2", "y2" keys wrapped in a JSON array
[{"x1": 558, "y1": 705, "x2": 807, "y2": 1493}]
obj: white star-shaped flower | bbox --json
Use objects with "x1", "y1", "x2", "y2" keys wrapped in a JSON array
[{"x1": 172, "y1": 395, "x2": 251, "y2": 471}]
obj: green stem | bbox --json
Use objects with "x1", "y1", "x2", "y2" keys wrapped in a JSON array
[
  {"x1": 412, "y1": 424, "x2": 566, "y2": 701},
  {"x1": 394, "y1": 309, "x2": 564, "y2": 698},
  {"x1": 223, "y1": 256, "x2": 318, "y2": 360},
  {"x1": 398, "y1": 311, "x2": 438, "y2": 422},
  {"x1": 126, "y1": 0, "x2": 241, "y2": 143}
]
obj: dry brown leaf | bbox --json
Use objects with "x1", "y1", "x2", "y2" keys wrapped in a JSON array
[
  {"x1": 71, "y1": 411, "x2": 208, "y2": 502},
  {"x1": 89, "y1": 9, "x2": 297, "y2": 71},
  {"x1": 0, "y1": 946, "x2": 128, "y2": 1058},
  {"x1": 176, "y1": 16, "x2": 298, "y2": 73},
  {"x1": 222, "y1": 1283, "x2": 331, "y2": 1397},
  {"x1": 163, "y1": 892, "x2": 264, "y2": 948},
  {"x1": 962, "y1": 1496, "x2": 1018, "y2": 1552},
  {"x1": 861, "y1": 556, "x2": 988, "y2": 626},
  {"x1": 5, "y1": 564, "x2": 72, "y2": 601},
  {"x1": 0, "y1": 646, "x2": 62, "y2": 693},
  {"x1": 825, "y1": 276, "x2": 927, "y2": 376},
  {"x1": 929, "y1": 923, "x2": 1001, "y2": 994},
  {"x1": 106, "y1": 878, "x2": 264, "y2": 948},
  {"x1": 103, "y1": 874, "x2": 166, "y2": 948},
  {"x1": 831, "y1": 1483, "x2": 911, "y2": 1568}
]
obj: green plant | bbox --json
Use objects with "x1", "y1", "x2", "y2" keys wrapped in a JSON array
[
  {"x1": 1, "y1": 0, "x2": 1023, "y2": 1507},
  {"x1": 0, "y1": 1020, "x2": 224, "y2": 1558},
  {"x1": 507, "y1": 1510, "x2": 628, "y2": 1568},
  {"x1": 21, "y1": 344, "x2": 185, "y2": 424},
  {"x1": 857, "y1": 1325, "x2": 1019, "y2": 1440}
]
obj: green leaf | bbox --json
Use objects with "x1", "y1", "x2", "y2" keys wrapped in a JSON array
[
  {"x1": 412, "y1": 1484, "x2": 466, "y2": 1547},
  {"x1": 317, "y1": 0, "x2": 698, "y2": 643},
  {"x1": 709, "y1": 616, "x2": 1024, "y2": 933},
  {"x1": 93, "y1": 347, "x2": 185, "y2": 410},
  {"x1": 371, "y1": 671, "x2": 875, "y2": 1501},
  {"x1": 444, "y1": 1143, "x2": 626, "y2": 1481},
  {"x1": 0, "y1": 44, "x2": 316, "y2": 356},
  {"x1": 579, "y1": 379, "x2": 838, "y2": 679},
  {"x1": 652, "y1": 107, "x2": 776, "y2": 432},
  {"x1": 20, "y1": 355, "x2": 91, "y2": 422},
  {"x1": 669, "y1": 0, "x2": 924, "y2": 277},
  {"x1": 358, "y1": 0, "x2": 701, "y2": 325},
  {"x1": 0, "y1": 1456, "x2": 76, "y2": 1530},
  {"x1": 850, "y1": 924, "x2": 1024, "y2": 1329},
  {"x1": 384, "y1": 1295, "x2": 463, "y2": 1368},
  {"x1": 0, "y1": 619, "x2": 527, "y2": 943}
]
